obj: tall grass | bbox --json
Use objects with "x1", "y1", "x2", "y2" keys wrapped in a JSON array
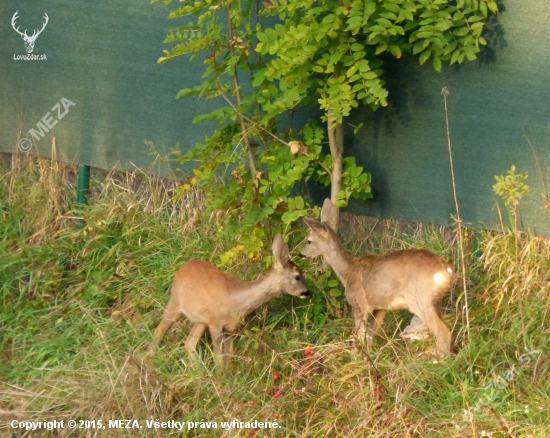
[{"x1": 0, "y1": 153, "x2": 548, "y2": 437}]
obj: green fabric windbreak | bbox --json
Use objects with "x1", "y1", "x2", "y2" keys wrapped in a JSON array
[
  {"x1": 342, "y1": 0, "x2": 550, "y2": 236},
  {"x1": 1, "y1": 1, "x2": 549, "y2": 235},
  {"x1": 0, "y1": 0, "x2": 216, "y2": 177}
]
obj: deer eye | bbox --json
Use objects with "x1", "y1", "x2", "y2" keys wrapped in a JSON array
[
  {"x1": 294, "y1": 275, "x2": 301, "y2": 280},
  {"x1": 307, "y1": 240, "x2": 312, "y2": 245}
]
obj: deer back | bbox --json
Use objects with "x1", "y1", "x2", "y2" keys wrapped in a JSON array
[
  {"x1": 346, "y1": 249, "x2": 453, "y2": 312},
  {"x1": 169, "y1": 235, "x2": 310, "y2": 329},
  {"x1": 170, "y1": 259, "x2": 240, "y2": 326}
]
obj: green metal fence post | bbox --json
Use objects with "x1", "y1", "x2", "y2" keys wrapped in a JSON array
[{"x1": 76, "y1": 165, "x2": 90, "y2": 229}]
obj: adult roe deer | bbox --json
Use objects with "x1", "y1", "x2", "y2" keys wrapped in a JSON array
[
  {"x1": 299, "y1": 199, "x2": 454, "y2": 357},
  {"x1": 154, "y1": 234, "x2": 310, "y2": 365}
]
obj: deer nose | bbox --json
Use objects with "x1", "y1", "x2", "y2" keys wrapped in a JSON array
[{"x1": 300, "y1": 290, "x2": 311, "y2": 298}]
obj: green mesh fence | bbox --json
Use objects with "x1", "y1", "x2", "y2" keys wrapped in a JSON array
[
  {"x1": 0, "y1": 0, "x2": 216, "y2": 176},
  {"x1": 343, "y1": 0, "x2": 550, "y2": 235},
  {"x1": 1, "y1": 0, "x2": 549, "y2": 235}
]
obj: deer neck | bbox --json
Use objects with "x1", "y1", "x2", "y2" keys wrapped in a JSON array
[
  {"x1": 323, "y1": 232, "x2": 353, "y2": 286},
  {"x1": 230, "y1": 270, "x2": 281, "y2": 318}
]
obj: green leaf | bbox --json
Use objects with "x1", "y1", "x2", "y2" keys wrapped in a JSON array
[
  {"x1": 379, "y1": 12, "x2": 397, "y2": 21},
  {"x1": 454, "y1": 26, "x2": 469, "y2": 37},
  {"x1": 363, "y1": 2, "x2": 376, "y2": 22},
  {"x1": 346, "y1": 66, "x2": 358, "y2": 77},
  {"x1": 356, "y1": 59, "x2": 370, "y2": 72},
  {"x1": 384, "y1": 3, "x2": 401, "y2": 13},
  {"x1": 488, "y1": 1, "x2": 499, "y2": 13},
  {"x1": 419, "y1": 49, "x2": 431, "y2": 65},
  {"x1": 252, "y1": 69, "x2": 266, "y2": 87},
  {"x1": 376, "y1": 18, "x2": 393, "y2": 28},
  {"x1": 450, "y1": 49, "x2": 461, "y2": 65},
  {"x1": 375, "y1": 43, "x2": 387, "y2": 55},
  {"x1": 389, "y1": 45, "x2": 402, "y2": 58},
  {"x1": 480, "y1": 1, "x2": 488, "y2": 17},
  {"x1": 361, "y1": 71, "x2": 378, "y2": 80},
  {"x1": 435, "y1": 20, "x2": 452, "y2": 31},
  {"x1": 176, "y1": 88, "x2": 195, "y2": 99}
]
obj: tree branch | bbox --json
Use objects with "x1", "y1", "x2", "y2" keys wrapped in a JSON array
[
  {"x1": 215, "y1": 79, "x2": 292, "y2": 147},
  {"x1": 327, "y1": 108, "x2": 344, "y2": 231},
  {"x1": 226, "y1": 6, "x2": 257, "y2": 176}
]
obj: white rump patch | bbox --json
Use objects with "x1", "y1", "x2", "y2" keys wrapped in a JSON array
[
  {"x1": 433, "y1": 272, "x2": 448, "y2": 285},
  {"x1": 447, "y1": 267, "x2": 453, "y2": 274}
]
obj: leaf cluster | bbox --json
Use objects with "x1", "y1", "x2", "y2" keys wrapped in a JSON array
[
  {"x1": 493, "y1": 165, "x2": 530, "y2": 209},
  {"x1": 154, "y1": 0, "x2": 497, "y2": 272},
  {"x1": 256, "y1": 0, "x2": 497, "y2": 125}
]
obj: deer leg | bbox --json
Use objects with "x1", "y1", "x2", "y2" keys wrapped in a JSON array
[
  {"x1": 184, "y1": 323, "x2": 207, "y2": 354},
  {"x1": 223, "y1": 334, "x2": 235, "y2": 356},
  {"x1": 209, "y1": 325, "x2": 226, "y2": 366},
  {"x1": 413, "y1": 306, "x2": 451, "y2": 357},
  {"x1": 153, "y1": 298, "x2": 181, "y2": 342},
  {"x1": 402, "y1": 315, "x2": 429, "y2": 340},
  {"x1": 222, "y1": 322, "x2": 239, "y2": 357},
  {"x1": 219, "y1": 333, "x2": 235, "y2": 366},
  {"x1": 367, "y1": 310, "x2": 387, "y2": 346},
  {"x1": 353, "y1": 307, "x2": 368, "y2": 342}
]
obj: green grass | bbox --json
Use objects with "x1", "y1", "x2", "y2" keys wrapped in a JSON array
[{"x1": 0, "y1": 153, "x2": 548, "y2": 437}]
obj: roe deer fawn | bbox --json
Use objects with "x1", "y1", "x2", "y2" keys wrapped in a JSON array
[
  {"x1": 154, "y1": 234, "x2": 310, "y2": 365},
  {"x1": 299, "y1": 199, "x2": 454, "y2": 357}
]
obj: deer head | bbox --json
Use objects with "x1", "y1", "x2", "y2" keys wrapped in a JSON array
[{"x1": 12, "y1": 11, "x2": 49, "y2": 54}]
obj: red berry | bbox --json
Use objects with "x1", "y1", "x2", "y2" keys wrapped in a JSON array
[
  {"x1": 304, "y1": 347, "x2": 315, "y2": 356},
  {"x1": 249, "y1": 432, "x2": 255, "y2": 436},
  {"x1": 273, "y1": 373, "x2": 279, "y2": 380},
  {"x1": 275, "y1": 413, "x2": 280, "y2": 418},
  {"x1": 274, "y1": 392, "x2": 281, "y2": 398},
  {"x1": 331, "y1": 397, "x2": 336, "y2": 402},
  {"x1": 294, "y1": 390, "x2": 300, "y2": 395},
  {"x1": 249, "y1": 400, "x2": 255, "y2": 405}
]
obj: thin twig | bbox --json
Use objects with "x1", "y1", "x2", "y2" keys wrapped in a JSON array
[
  {"x1": 442, "y1": 87, "x2": 470, "y2": 346},
  {"x1": 215, "y1": 79, "x2": 290, "y2": 146},
  {"x1": 514, "y1": 209, "x2": 528, "y2": 350},
  {"x1": 215, "y1": 79, "x2": 333, "y2": 177},
  {"x1": 226, "y1": 6, "x2": 257, "y2": 176}
]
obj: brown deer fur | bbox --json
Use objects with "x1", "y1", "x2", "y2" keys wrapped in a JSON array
[
  {"x1": 300, "y1": 199, "x2": 453, "y2": 357},
  {"x1": 154, "y1": 234, "x2": 310, "y2": 365}
]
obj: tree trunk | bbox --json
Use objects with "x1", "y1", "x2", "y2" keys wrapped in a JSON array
[{"x1": 327, "y1": 109, "x2": 344, "y2": 232}]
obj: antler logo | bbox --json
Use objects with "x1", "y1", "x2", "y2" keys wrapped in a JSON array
[{"x1": 11, "y1": 11, "x2": 49, "y2": 54}]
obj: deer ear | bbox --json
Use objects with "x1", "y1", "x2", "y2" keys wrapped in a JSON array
[
  {"x1": 303, "y1": 216, "x2": 322, "y2": 231},
  {"x1": 272, "y1": 234, "x2": 289, "y2": 269},
  {"x1": 320, "y1": 198, "x2": 338, "y2": 232},
  {"x1": 304, "y1": 216, "x2": 332, "y2": 236}
]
